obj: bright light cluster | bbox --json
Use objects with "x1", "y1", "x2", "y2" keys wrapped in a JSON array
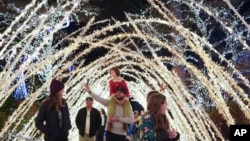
[{"x1": 0, "y1": 0, "x2": 249, "y2": 141}]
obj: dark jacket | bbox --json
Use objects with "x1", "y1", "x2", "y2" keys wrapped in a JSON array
[
  {"x1": 155, "y1": 129, "x2": 180, "y2": 141},
  {"x1": 75, "y1": 107, "x2": 102, "y2": 137},
  {"x1": 35, "y1": 100, "x2": 72, "y2": 141},
  {"x1": 103, "y1": 114, "x2": 107, "y2": 127}
]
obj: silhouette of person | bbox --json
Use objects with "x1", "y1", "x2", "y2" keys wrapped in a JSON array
[{"x1": 35, "y1": 79, "x2": 72, "y2": 141}]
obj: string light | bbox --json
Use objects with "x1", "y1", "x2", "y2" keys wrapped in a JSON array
[{"x1": 0, "y1": 0, "x2": 249, "y2": 140}]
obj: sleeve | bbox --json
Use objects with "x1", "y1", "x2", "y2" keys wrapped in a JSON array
[
  {"x1": 35, "y1": 103, "x2": 49, "y2": 134},
  {"x1": 119, "y1": 103, "x2": 134, "y2": 124},
  {"x1": 120, "y1": 80, "x2": 130, "y2": 97},
  {"x1": 96, "y1": 109, "x2": 102, "y2": 129},
  {"x1": 75, "y1": 109, "x2": 81, "y2": 130},
  {"x1": 155, "y1": 129, "x2": 167, "y2": 141},
  {"x1": 65, "y1": 103, "x2": 72, "y2": 130},
  {"x1": 90, "y1": 92, "x2": 109, "y2": 106},
  {"x1": 109, "y1": 80, "x2": 115, "y2": 96},
  {"x1": 104, "y1": 115, "x2": 107, "y2": 127}
]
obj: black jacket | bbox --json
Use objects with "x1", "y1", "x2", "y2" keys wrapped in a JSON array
[
  {"x1": 155, "y1": 129, "x2": 180, "y2": 141},
  {"x1": 103, "y1": 114, "x2": 107, "y2": 127},
  {"x1": 75, "y1": 107, "x2": 102, "y2": 137},
  {"x1": 35, "y1": 100, "x2": 72, "y2": 141}
]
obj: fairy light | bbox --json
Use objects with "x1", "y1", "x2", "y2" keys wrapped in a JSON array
[{"x1": 0, "y1": 0, "x2": 250, "y2": 141}]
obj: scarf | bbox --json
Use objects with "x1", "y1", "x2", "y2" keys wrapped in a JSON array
[{"x1": 107, "y1": 95, "x2": 131, "y2": 131}]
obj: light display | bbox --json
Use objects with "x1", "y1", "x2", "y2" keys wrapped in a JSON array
[
  {"x1": 12, "y1": 71, "x2": 29, "y2": 101},
  {"x1": 0, "y1": 0, "x2": 249, "y2": 140}
]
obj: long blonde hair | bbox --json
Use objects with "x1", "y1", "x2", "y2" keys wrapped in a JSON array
[{"x1": 147, "y1": 93, "x2": 169, "y2": 132}]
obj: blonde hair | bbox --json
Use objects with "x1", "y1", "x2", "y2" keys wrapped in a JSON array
[{"x1": 147, "y1": 93, "x2": 170, "y2": 131}]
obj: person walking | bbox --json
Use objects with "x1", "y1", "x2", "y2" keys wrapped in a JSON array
[
  {"x1": 95, "y1": 108, "x2": 107, "y2": 141},
  {"x1": 139, "y1": 92, "x2": 180, "y2": 141},
  {"x1": 75, "y1": 97, "x2": 102, "y2": 141},
  {"x1": 84, "y1": 84, "x2": 134, "y2": 141},
  {"x1": 35, "y1": 79, "x2": 72, "y2": 141}
]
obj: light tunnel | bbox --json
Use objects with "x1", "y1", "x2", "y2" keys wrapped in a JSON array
[{"x1": 0, "y1": 0, "x2": 250, "y2": 140}]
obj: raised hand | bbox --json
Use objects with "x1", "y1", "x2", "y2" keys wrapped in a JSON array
[{"x1": 84, "y1": 83, "x2": 91, "y2": 93}]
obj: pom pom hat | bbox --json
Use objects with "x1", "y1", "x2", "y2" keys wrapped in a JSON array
[{"x1": 50, "y1": 79, "x2": 65, "y2": 94}]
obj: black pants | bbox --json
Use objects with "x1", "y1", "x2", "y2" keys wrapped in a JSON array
[
  {"x1": 106, "y1": 131, "x2": 126, "y2": 141},
  {"x1": 96, "y1": 126, "x2": 105, "y2": 141}
]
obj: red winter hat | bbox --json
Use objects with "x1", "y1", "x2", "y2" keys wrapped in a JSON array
[{"x1": 50, "y1": 79, "x2": 65, "y2": 94}]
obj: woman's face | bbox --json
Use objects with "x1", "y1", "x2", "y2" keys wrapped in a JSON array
[
  {"x1": 58, "y1": 88, "x2": 64, "y2": 98},
  {"x1": 160, "y1": 100, "x2": 167, "y2": 114},
  {"x1": 110, "y1": 70, "x2": 117, "y2": 77}
]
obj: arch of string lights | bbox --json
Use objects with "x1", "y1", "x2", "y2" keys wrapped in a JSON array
[{"x1": 0, "y1": 0, "x2": 250, "y2": 140}]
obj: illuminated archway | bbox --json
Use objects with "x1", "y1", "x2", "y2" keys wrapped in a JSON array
[{"x1": 0, "y1": 0, "x2": 249, "y2": 140}]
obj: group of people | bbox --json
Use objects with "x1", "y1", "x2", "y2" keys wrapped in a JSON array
[{"x1": 35, "y1": 67, "x2": 180, "y2": 141}]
